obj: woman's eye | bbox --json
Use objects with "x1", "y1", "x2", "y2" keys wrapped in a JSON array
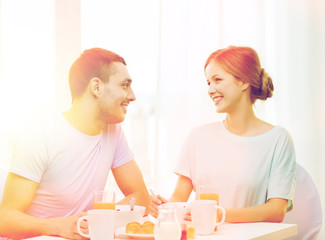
[
  {"x1": 207, "y1": 78, "x2": 222, "y2": 86},
  {"x1": 212, "y1": 78, "x2": 222, "y2": 84}
]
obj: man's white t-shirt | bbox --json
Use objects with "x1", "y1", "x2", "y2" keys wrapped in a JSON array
[
  {"x1": 10, "y1": 111, "x2": 134, "y2": 218},
  {"x1": 174, "y1": 121, "x2": 296, "y2": 209}
]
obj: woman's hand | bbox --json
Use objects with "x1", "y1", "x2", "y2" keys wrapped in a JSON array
[
  {"x1": 149, "y1": 194, "x2": 168, "y2": 218},
  {"x1": 184, "y1": 209, "x2": 192, "y2": 221},
  {"x1": 149, "y1": 175, "x2": 194, "y2": 218}
]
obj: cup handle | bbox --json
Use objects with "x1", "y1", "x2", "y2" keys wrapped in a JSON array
[
  {"x1": 215, "y1": 206, "x2": 226, "y2": 226},
  {"x1": 77, "y1": 215, "x2": 90, "y2": 238}
]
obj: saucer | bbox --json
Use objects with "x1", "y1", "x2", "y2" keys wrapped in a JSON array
[{"x1": 115, "y1": 227, "x2": 154, "y2": 239}]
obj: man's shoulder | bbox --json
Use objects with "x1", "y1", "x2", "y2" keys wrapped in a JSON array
[{"x1": 18, "y1": 109, "x2": 64, "y2": 140}]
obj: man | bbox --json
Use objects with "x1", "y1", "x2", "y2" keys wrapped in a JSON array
[{"x1": 0, "y1": 48, "x2": 150, "y2": 239}]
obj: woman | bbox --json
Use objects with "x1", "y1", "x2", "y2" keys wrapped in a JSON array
[{"x1": 150, "y1": 46, "x2": 296, "y2": 223}]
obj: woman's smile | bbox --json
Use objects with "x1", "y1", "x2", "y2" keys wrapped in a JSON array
[{"x1": 212, "y1": 95, "x2": 223, "y2": 105}]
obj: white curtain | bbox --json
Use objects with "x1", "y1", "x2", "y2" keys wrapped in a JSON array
[
  {"x1": 0, "y1": 0, "x2": 324, "y2": 237},
  {"x1": 0, "y1": 0, "x2": 55, "y2": 171}
]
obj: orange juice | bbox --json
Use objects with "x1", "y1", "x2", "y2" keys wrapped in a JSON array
[
  {"x1": 199, "y1": 193, "x2": 219, "y2": 204},
  {"x1": 94, "y1": 202, "x2": 116, "y2": 210}
]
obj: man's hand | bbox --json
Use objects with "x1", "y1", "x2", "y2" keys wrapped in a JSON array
[{"x1": 54, "y1": 212, "x2": 88, "y2": 240}]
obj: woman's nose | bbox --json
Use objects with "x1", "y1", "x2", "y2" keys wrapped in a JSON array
[{"x1": 208, "y1": 84, "x2": 216, "y2": 95}]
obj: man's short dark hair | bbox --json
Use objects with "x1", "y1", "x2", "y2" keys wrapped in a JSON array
[{"x1": 68, "y1": 48, "x2": 126, "y2": 101}]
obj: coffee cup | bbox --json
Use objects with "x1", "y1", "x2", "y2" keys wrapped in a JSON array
[
  {"x1": 190, "y1": 200, "x2": 226, "y2": 235},
  {"x1": 77, "y1": 209, "x2": 115, "y2": 240}
]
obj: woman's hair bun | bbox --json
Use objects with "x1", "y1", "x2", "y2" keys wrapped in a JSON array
[{"x1": 259, "y1": 68, "x2": 274, "y2": 100}]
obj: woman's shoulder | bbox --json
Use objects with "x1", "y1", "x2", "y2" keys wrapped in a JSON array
[
  {"x1": 192, "y1": 121, "x2": 221, "y2": 131},
  {"x1": 187, "y1": 121, "x2": 223, "y2": 137},
  {"x1": 255, "y1": 119, "x2": 291, "y2": 138},
  {"x1": 272, "y1": 125, "x2": 290, "y2": 133},
  {"x1": 266, "y1": 125, "x2": 294, "y2": 145}
]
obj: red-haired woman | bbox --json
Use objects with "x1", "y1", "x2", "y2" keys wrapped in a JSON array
[{"x1": 150, "y1": 46, "x2": 296, "y2": 223}]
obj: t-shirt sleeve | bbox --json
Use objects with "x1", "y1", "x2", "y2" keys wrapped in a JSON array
[
  {"x1": 9, "y1": 129, "x2": 47, "y2": 183},
  {"x1": 267, "y1": 128, "x2": 296, "y2": 210},
  {"x1": 174, "y1": 130, "x2": 195, "y2": 179},
  {"x1": 111, "y1": 124, "x2": 134, "y2": 169}
]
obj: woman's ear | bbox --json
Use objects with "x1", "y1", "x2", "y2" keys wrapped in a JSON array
[
  {"x1": 90, "y1": 77, "x2": 103, "y2": 98},
  {"x1": 241, "y1": 82, "x2": 250, "y2": 92}
]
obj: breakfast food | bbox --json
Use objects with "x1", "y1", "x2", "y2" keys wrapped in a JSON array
[
  {"x1": 125, "y1": 221, "x2": 155, "y2": 235},
  {"x1": 126, "y1": 222, "x2": 142, "y2": 234},
  {"x1": 141, "y1": 221, "x2": 155, "y2": 234}
]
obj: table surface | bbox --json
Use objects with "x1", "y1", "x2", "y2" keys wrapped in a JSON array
[
  {"x1": 192, "y1": 222, "x2": 297, "y2": 240},
  {"x1": 23, "y1": 222, "x2": 297, "y2": 240}
]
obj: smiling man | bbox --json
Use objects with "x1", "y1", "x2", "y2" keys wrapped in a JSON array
[{"x1": 0, "y1": 48, "x2": 150, "y2": 239}]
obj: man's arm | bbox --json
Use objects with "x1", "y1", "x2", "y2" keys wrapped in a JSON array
[
  {"x1": 0, "y1": 173, "x2": 87, "y2": 240},
  {"x1": 112, "y1": 160, "x2": 150, "y2": 215}
]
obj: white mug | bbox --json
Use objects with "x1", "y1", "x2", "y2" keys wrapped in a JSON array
[
  {"x1": 190, "y1": 200, "x2": 226, "y2": 235},
  {"x1": 77, "y1": 209, "x2": 115, "y2": 240}
]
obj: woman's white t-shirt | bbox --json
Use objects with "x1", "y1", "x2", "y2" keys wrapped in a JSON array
[{"x1": 174, "y1": 121, "x2": 296, "y2": 209}]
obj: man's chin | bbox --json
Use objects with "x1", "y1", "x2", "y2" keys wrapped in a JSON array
[{"x1": 105, "y1": 116, "x2": 125, "y2": 125}]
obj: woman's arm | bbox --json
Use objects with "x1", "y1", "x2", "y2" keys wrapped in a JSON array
[
  {"x1": 172, "y1": 179, "x2": 287, "y2": 223},
  {"x1": 169, "y1": 175, "x2": 194, "y2": 202},
  {"x1": 149, "y1": 175, "x2": 193, "y2": 217},
  {"x1": 150, "y1": 175, "x2": 287, "y2": 223},
  {"x1": 224, "y1": 198, "x2": 288, "y2": 223}
]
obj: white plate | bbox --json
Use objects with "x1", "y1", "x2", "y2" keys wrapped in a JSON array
[{"x1": 115, "y1": 227, "x2": 154, "y2": 239}]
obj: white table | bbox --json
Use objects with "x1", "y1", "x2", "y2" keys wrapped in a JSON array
[
  {"x1": 192, "y1": 222, "x2": 297, "y2": 240},
  {"x1": 23, "y1": 222, "x2": 296, "y2": 240}
]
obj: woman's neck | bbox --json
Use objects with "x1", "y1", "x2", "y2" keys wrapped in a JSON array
[{"x1": 224, "y1": 105, "x2": 271, "y2": 137}]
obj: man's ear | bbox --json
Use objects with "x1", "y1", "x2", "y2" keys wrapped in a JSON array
[{"x1": 90, "y1": 77, "x2": 104, "y2": 98}]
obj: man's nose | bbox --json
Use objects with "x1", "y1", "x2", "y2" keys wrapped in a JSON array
[{"x1": 128, "y1": 87, "x2": 136, "y2": 101}]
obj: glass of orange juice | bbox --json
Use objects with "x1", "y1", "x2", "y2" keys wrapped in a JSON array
[
  {"x1": 198, "y1": 185, "x2": 219, "y2": 204},
  {"x1": 94, "y1": 190, "x2": 116, "y2": 210},
  {"x1": 198, "y1": 185, "x2": 221, "y2": 230}
]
